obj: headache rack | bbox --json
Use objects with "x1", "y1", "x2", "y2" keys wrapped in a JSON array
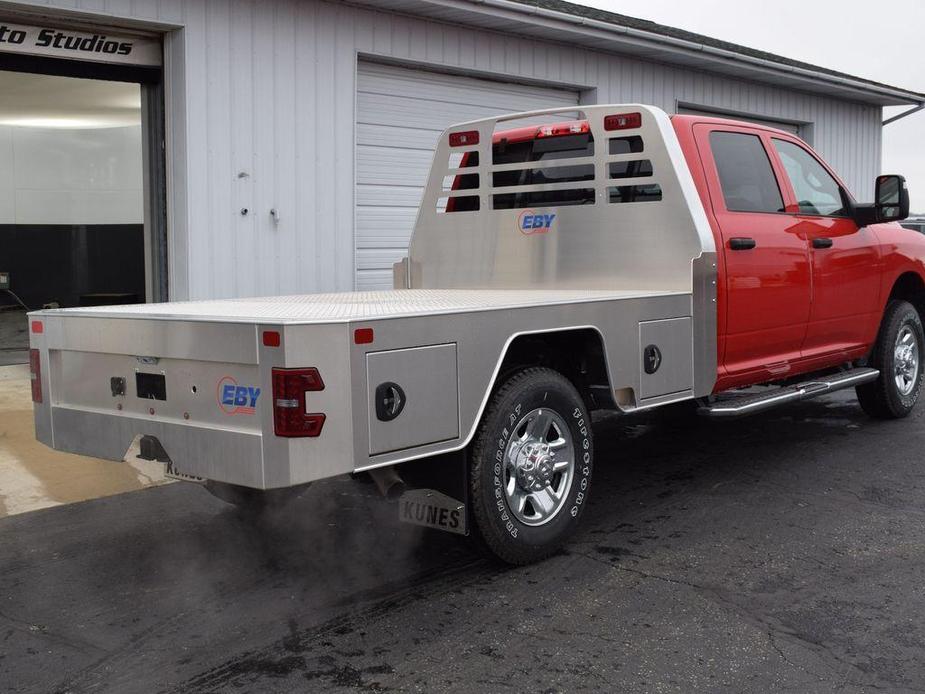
[{"x1": 402, "y1": 104, "x2": 715, "y2": 294}]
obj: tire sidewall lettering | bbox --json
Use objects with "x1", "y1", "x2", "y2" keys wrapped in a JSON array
[{"x1": 490, "y1": 393, "x2": 592, "y2": 539}]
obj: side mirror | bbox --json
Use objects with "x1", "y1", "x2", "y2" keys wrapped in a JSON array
[{"x1": 875, "y1": 174, "x2": 910, "y2": 222}]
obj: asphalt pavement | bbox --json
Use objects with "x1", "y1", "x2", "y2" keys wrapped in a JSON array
[{"x1": 2, "y1": 390, "x2": 925, "y2": 693}]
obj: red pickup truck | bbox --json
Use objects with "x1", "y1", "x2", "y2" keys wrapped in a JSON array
[
  {"x1": 30, "y1": 105, "x2": 918, "y2": 563},
  {"x1": 671, "y1": 114, "x2": 920, "y2": 417}
]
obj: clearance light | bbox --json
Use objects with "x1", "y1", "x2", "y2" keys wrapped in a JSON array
[
  {"x1": 272, "y1": 367, "x2": 325, "y2": 437},
  {"x1": 449, "y1": 130, "x2": 479, "y2": 147},
  {"x1": 30, "y1": 349, "x2": 42, "y2": 403},
  {"x1": 536, "y1": 121, "x2": 590, "y2": 138},
  {"x1": 262, "y1": 330, "x2": 281, "y2": 347},
  {"x1": 354, "y1": 328, "x2": 374, "y2": 345},
  {"x1": 31, "y1": 320, "x2": 43, "y2": 334},
  {"x1": 604, "y1": 112, "x2": 642, "y2": 131}
]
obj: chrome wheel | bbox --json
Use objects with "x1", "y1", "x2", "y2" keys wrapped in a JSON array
[
  {"x1": 894, "y1": 325, "x2": 920, "y2": 396},
  {"x1": 504, "y1": 408, "x2": 575, "y2": 527}
]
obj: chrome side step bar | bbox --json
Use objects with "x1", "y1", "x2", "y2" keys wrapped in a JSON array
[{"x1": 698, "y1": 367, "x2": 879, "y2": 418}]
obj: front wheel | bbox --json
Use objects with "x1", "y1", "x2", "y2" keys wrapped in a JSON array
[
  {"x1": 469, "y1": 367, "x2": 593, "y2": 565},
  {"x1": 856, "y1": 299, "x2": 924, "y2": 419}
]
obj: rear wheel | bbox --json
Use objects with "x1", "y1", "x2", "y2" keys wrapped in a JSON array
[
  {"x1": 469, "y1": 367, "x2": 593, "y2": 565},
  {"x1": 856, "y1": 299, "x2": 924, "y2": 419}
]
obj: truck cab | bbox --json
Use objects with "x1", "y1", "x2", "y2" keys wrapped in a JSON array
[{"x1": 672, "y1": 115, "x2": 923, "y2": 392}]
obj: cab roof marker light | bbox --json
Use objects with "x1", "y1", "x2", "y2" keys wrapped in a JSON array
[{"x1": 536, "y1": 121, "x2": 590, "y2": 138}]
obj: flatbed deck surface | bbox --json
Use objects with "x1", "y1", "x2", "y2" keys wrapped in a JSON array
[{"x1": 35, "y1": 289, "x2": 686, "y2": 324}]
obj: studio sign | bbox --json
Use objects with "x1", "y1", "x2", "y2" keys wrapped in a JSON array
[{"x1": 0, "y1": 21, "x2": 161, "y2": 67}]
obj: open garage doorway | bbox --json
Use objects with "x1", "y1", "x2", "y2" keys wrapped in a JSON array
[{"x1": 0, "y1": 39, "x2": 164, "y2": 365}]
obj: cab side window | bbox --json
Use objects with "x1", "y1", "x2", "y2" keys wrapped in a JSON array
[
  {"x1": 772, "y1": 139, "x2": 847, "y2": 216},
  {"x1": 709, "y1": 131, "x2": 784, "y2": 214}
]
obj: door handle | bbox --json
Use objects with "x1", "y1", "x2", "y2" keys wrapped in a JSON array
[
  {"x1": 729, "y1": 237, "x2": 756, "y2": 251},
  {"x1": 812, "y1": 237, "x2": 833, "y2": 249}
]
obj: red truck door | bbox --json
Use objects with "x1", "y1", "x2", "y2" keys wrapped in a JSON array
[
  {"x1": 694, "y1": 125, "x2": 812, "y2": 380},
  {"x1": 767, "y1": 137, "x2": 882, "y2": 359}
]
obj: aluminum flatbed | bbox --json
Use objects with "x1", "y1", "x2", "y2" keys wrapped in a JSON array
[
  {"x1": 30, "y1": 104, "x2": 720, "y2": 563},
  {"x1": 40, "y1": 288, "x2": 685, "y2": 323}
]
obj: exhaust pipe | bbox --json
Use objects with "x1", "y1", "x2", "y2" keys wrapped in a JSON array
[{"x1": 369, "y1": 466, "x2": 406, "y2": 500}]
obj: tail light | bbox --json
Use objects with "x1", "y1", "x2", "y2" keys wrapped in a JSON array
[
  {"x1": 272, "y1": 367, "x2": 325, "y2": 437},
  {"x1": 536, "y1": 120, "x2": 590, "y2": 138},
  {"x1": 29, "y1": 349, "x2": 42, "y2": 403},
  {"x1": 604, "y1": 112, "x2": 642, "y2": 131},
  {"x1": 449, "y1": 130, "x2": 479, "y2": 147}
]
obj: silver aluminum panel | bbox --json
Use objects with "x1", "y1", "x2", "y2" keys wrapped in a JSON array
[
  {"x1": 639, "y1": 317, "x2": 694, "y2": 400},
  {"x1": 49, "y1": 407, "x2": 264, "y2": 488},
  {"x1": 367, "y1": 344, "x2": 459, "y2": 455}
]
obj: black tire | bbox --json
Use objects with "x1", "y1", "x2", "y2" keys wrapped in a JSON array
[
  {"x1": 204, "y1": 481, "x2": 309, "y2": 517},
  {"x1": 469, "y1": 367, "x2": 593, "y2": 565},
  {"x1": 856, "y1": 299, "x2": 925, "y2": 419}
]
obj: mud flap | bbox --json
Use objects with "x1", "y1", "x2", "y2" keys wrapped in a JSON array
[
  {"x1": 136, "y1": 435, "x2": 204, "y2": 482},
  {"x1": 395, "y1": 450, "x2": 470, "y2": 536}
]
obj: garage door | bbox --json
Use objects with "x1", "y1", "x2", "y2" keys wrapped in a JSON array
[
  {"x1": 355, "y1": 62, "x2": 580, "y2": 289},
  {"x1": 677, "y1": 106, "x2": 803, "y2": 135}
]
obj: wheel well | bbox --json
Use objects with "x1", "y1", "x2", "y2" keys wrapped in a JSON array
[
  {"x1": 495, "y1": 329, "x2": 615, "y2": 410},
  {"x1": 888, "y1": 272, "x2": 925, "y2": 320}
]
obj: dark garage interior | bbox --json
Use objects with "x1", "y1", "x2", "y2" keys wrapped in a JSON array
[{"x1": 0, "y1": 70, "x2": 147, "y2": 363}]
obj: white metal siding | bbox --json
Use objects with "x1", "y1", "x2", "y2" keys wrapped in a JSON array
[
  {"x1": 355, "y1": 61, "x2": 578, "y2": 289},
  {"x1": 5, "y1": 0, "x2": 884, "y2": 301}
]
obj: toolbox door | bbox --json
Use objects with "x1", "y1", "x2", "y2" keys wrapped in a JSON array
[{"x1": 367, "y1": 343, "x2": 459, "y2": 455}]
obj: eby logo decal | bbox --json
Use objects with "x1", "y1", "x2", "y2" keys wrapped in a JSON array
[
  {"x1": 517, "y1": 210, "x2": 556, "y2": 235},
  {"x1": 217, "y1": 375, "x2": 260, "y2": 415}
]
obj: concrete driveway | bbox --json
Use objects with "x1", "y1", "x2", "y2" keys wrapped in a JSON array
[
  {"x1": 0, "y1": 364, "x2": 166, "y2": 518},
  {"x1": 2, "y1": 390, "x2": 925, "y2": 692}
]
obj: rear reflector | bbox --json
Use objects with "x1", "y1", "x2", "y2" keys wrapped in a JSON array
[
  {"x1": 449, "y1": 130, "x2": 479, "y2": 147},
  {"x1": 262, "y1": 330, "x2": 281, "y2": 347},
  {"x1": 272, "y1": 367, "x2": 326, "y2": 437},
  {"x1": 354, "y1": 328, "x2": 374, "y2": 345},
  {"x1": 29, "y1": 349, "x2": 42, "y2": 403},
  {"x1": 31, "y1": 320, "x2": 43, "y2": 334},
  {"x1": 604, "y1": 112, "x2": 642, "y2": 131}
]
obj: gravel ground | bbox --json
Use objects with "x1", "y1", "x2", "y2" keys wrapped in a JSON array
[{"x1": 2, "y1": 390, "x2": 925, "y2": 693}]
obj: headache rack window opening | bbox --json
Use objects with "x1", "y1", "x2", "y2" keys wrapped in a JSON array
[
  {"x1": 493, "y1": 189, "x2": 596, "y2": 210},
  {"x1": 492, "y1": 133, "x2": 594, "y2": 166},
  {"x1": 492, "y1": 163, "x2": 594, "y2": 188},
  {"x1": 489, "y1": 129, "x2": 596, "y2": 210},
  {"x1": 609, "y1": 135, "x2": 645, "y2": 155},
  {"x1": 607, "y1": 183, "x2": 663, "y2": 203},
  {"x1": 609, "y1": 159, "x2": 654, "y2": 179}
]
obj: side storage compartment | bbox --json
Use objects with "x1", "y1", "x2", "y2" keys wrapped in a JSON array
[
  {"x1": 639, "y1": 317, "x2": 694, "y2": 400},
  {"x1": 367, "y1": 343, "x2": 459, "y2": 455}
]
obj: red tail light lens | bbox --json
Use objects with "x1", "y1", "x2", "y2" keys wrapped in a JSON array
[
  {"x1": 449, "y1": 130, "x2": 479, "y2": 147},
  {"x1": 604, "y1": 112, "x2": 642, "y2": 131},
  {"x1": 272, "y1": 367, "x2": 325, "y2": 437},
  {"x1": 29, "y1": 349, "x2": 42, "y2": 403}
]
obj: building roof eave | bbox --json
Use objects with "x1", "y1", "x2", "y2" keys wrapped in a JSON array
[{"x1": 347, "y1": 0, "x2": 925, "y2": 107}]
